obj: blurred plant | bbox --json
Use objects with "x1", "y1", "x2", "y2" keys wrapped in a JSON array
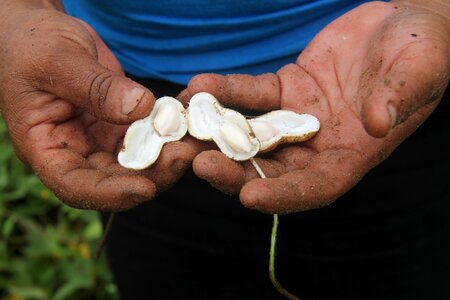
[{"x1": 0, "y1": 114, "x2": 118, "y2": 300}]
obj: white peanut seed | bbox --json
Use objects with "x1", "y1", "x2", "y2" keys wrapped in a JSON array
[
  {"x1": 250, "y1": 120, "x2": 279, "y2": 142},
  {"x1": 219, "y1": 121, "x2": 253, "y2": 153},
  {"x1": 153, "y1": 101, "x2": 180, "y2": 136}
]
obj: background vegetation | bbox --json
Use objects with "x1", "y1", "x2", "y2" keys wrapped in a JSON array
[{"x1": 0, "y1": 115, "x2": 118, "y2": 300}]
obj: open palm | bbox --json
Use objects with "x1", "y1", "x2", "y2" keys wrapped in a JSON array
[{"x1": 181, "y1": 2, "x2": 450, "y2": 213}]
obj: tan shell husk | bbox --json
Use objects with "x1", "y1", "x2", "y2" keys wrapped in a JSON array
[
  {"x1": 187, "y1": 92, "x2": 260, "y2": 161},
  {"x1": 118, "y1": 96, "x2": 187, "y2": 170},
  {"x1": 248, "y1": 110, "x2": 320, "y2": 153}
]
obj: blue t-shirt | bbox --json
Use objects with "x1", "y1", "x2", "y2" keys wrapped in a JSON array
[{"x1": 63, "y1": 0, "x2": 374, "y2": 84}]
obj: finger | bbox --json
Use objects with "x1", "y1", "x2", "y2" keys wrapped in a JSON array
[
  {"x1": 192, "y1": 150, "x2": 287, "y2": 195},
  {"x1": 185, "y1": 73, "x2": 281, "y2": 111},
  {"x1": 87, "y1": 147, "x2": 192, "y2": 193},
  {"x1": 361, "y1": 29, "x2": 449, "y2": 137},
  {"x1": 239, "y1": 149, "x2": 366, "y2": 214},
  {"x1": 40, "y1": 55, "x2": 154, "y2": 125},
  {"x1": 143, "y1": 136, "x2": 213, "y2": 191},
  {"x1": 90, "y1": 136, "x2": 212, "y2": 192},
  {"x1": 33, "y1": 149, "x2": 157, "y2": 211},
  {"x1": 27, "y1": 19, "x2": 154, "y2": 124},
  {"x1": 176, "y1": 88, "x2": 192, "y2": 107},
  {"x1": 192, "y1": 150, "x2": 246, "y2": 195}
]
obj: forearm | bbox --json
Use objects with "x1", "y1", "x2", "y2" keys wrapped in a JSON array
[{"x1": 391, "y1": 0, "x2": 450, "y2": 20}]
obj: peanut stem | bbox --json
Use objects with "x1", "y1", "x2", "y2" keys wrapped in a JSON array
[
  {"x1": 95, "y1": 212, "x2": 115, "y2": 261},
  {"x1": 250, "y1": 158, "x2": 301, "y2": 300},
  {"x1": 269, "y1": 213, "x2": 301, "y2": 300}
]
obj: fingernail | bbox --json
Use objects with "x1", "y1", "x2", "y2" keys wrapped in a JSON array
[
  {"x1": 387, "y1": 103, "x2": 397, "y2": 128},
  {"x1": 122, "y1": 87, "x2": 145, "y2": 115}
]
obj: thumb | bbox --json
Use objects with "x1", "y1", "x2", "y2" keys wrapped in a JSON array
[
  {"x1": 39, "y1": 56, "x2": 155, "y2": 124},
  {"x1": 182, "y1": 73, "x2": 281, "y2": 111},
  {"x1": 360, "y1": 30, "x2": 449, "y2": 138},
  {"x1": 27, "y1": 20, "x2": 155, "y2": 124}
]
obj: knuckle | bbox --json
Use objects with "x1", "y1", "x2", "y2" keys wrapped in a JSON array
[
  {"x1": 277, "y1": 63, "x2": 299, "y2": 76},
  {"x1": 86, "y1": 70, "x2": 114, "y2": 116}
]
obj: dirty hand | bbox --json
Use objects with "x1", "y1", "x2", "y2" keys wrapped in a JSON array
[
  {"x1": 181, "y1": 1, "x2": 450, "y2": 214},
  {"x1": 0, "y1": 2, "x2": 202, "y2": 211}
]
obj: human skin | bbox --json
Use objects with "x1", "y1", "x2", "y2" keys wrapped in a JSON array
[
  {"x1": 0, "y1": 0, "x2": 206, "y2": 211},
  {"x1": 181, "y1": 1, "x2": 450, "y2": 214}
]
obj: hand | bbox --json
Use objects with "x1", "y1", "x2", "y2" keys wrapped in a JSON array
[
  {"x1": 180, "y1": 1, "x2": 450, "y2": 214},
  {"x1": 0, "y1": 3, "x2": 203, "y2": 211}
]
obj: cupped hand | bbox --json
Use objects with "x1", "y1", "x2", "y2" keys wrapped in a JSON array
[
  {"x1": 180, "y1": 2, "x2": 450, "y2": 214},
  {"x1": 0, "y1": 5, "x2": 203, "y2": 211}
]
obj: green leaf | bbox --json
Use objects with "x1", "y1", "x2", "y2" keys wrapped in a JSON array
[
  {"x1": 52, "y1": 278, "x2": 92, "y2": 300},
  {"x1": 83, "y1": 220, "x2": 103, "y2": 241},
  {"x1": 2, "y1": 216, "x2": 17, "y2": 238},
  {"x1": 0, "y1": 144, "x2": 14, "y2": 163},
  {"x1": 8, "y1": 285, "x2": 49, "y2": 300}
]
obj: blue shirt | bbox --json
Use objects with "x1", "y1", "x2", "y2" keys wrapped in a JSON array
[{"x1": 63, "y1": 0, "x2": 374, "y2": 84}]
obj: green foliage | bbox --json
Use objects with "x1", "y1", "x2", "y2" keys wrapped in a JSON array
[{"x1": 0, "y1": 115, "x2": 118, "y2": 300}]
